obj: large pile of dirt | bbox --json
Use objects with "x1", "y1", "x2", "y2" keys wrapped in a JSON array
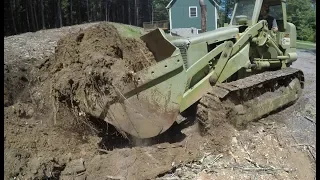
[
  {"x1": 4, "y1": 23, "x2": 161, "y2": 179},
  {"x1": 38, "y1": 23, "x2": 156, "y2": 119},
  {"x1": 4, "y1": 23, "x2": 233, "y2": 179}
]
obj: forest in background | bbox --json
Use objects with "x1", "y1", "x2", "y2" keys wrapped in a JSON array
[{"x1": 3, "y1": 0, "x2": 316, "y2": 42}]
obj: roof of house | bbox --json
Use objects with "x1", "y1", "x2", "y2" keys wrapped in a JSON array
[{"x1": 166, "y1": 0, "x2": 221, "y2": 9}]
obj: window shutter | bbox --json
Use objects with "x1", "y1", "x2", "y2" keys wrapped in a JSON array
[{"x1": 189, "y1": 7, "x2": 197, "y2": 17}]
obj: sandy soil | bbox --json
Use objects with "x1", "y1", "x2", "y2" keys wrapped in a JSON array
[{"x1": 4, "y1": 22, "x2": 316, "y2": 180}]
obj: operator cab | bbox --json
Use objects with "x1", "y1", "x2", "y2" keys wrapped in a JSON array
[
  {"x1": 230, "y1": 0, "x2": 295, "y2": 50},
  {"x1": 258, "y1": 0, "x2": 286, "y2": 32},
  {"x1": 230, "y1": 0, "x2": 287, "y2": 33}
]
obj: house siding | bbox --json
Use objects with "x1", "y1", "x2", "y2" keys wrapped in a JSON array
[{"x1": 170, "y1": 0, "x2": 216, "y2": 31}]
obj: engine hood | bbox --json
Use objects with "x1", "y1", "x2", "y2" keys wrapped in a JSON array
[{"x1": 187, "y1": 25, "x2": 240, "y2": 45}]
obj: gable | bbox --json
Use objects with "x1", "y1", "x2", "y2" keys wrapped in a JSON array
[
  {"x1": 166, "y1": 0, "x2": 177, "y2": 9},
  {"x1": 166, "y1": 0, "x2": 219, "y2": 9},
  {"x1": 167, "y1": 0, "x2": 220, "y2": 31}
]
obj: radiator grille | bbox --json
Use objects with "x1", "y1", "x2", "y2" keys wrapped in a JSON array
[{"x1": 175, "y1": 45, "x2": 188, "y2": 69}]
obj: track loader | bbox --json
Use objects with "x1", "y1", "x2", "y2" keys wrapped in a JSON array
[{"x1": 104, "y1": 0, "x2": 304, "y2": 138}]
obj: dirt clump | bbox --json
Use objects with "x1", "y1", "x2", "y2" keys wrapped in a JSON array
[
  {"x1": 4, "y1": 58, "x2": 36, "y2": 107},
  {"x1": 39, "y1": 23, "x2": 156, "y2": 119},
  {"x1": 196, "y1": 94, "x2": 236, "y2": 154}
]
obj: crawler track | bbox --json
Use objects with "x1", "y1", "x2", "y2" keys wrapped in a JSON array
[{"x1": 197, "y1": 67, "x2": 304, "y2": 133}]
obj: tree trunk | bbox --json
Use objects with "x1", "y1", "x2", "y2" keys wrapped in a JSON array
[
  {"x1": 105, "y1": 0, "x2": 108, "y2": 21},
  {"x1": 137, "y1": 8, "x2": 139, "y2": 26},
  {"x1": 100, "y1": 0, "x2": 103, "y2": 20},
  {"x1": 122, "y1": 4, "x2": 125, "y2": 23},
  {"x1": 45, "y1": 7, "x2": 50, "y2": 28},
  {"x1": 108, "y1": 4, "x2": 111, "y2": 21},
  {"x1": 10, "y1": 0, "x2": 17, "y2": 34},
  {"x1": 86, "y1": 0, "x2": 89, "y2": 22},
  {"x1": 15, "y1": 0, "x2": 20, "y2": 33},
  {"x1": 77, "y1": 0, "x2": 81, "y2": 24},
  {"x1": 118, "y1": 3, "x2": 120, "y2": 22},
  {"x1": 117, "y1": 4, "x2": 119, "y2": 22},
  {"x1": 92, "y1": 3, "x2": 97, "y2": 21},
  {"x1": 29, "y1": 0, "x2": 36, "y2": 31},
  {"x1": 57, "y1": 0, "x2": 62, "y2": 27},
  {"x1": 151, "y1": 3, "x2": 154, "y2": 24},
  {"x1": 26, "y1": 2, "x2": 30, "y2": 31},
  {"x1": 199, "y1": 0, "x2": 207, "y2": 32},
  {"x1": 136, "y1": 0, "x2": 140, "y2": 26},
  {"x1": 134, "y1": 0, "x2": 137, "y2": 25},
  {"x1": 40, "y1": 0, "x2": 45, "y2": 29},
  {"x1": 16, "y1": 0, "x2": 22, "y2": 33},
  {"x1": 113, "y1": 4, "x2": 116, "y2": 22},
  {"x1": 128, "y1": 0, "x2": 131, "y2": 24},
  {"x1": 26, "y1": 0, "x2": 31, "y2": 31},
  {"x1": 91, "y1": 4, "x2": 93, "y2": 21},
  {"x1": 33, "y1": 0, "x2": 39, "y2": 30},
  {"x1": 52, "y1": 0, "x2": 56, "y2": 28},
  {"x1": 93, "y1": 3, "x2": 95, "y2": 21},
  {"x1": 70, "y1": 0, "x2": 73, "y2": 25}
]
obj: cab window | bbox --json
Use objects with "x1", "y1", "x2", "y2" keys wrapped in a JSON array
[
  {"x1": 269, "y1": 5, "x2": 284, "y2": 31},
  {"x1": 268, "y1": 5, "x2": 282, "y2": 20}
]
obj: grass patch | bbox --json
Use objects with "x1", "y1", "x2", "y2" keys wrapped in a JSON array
[
  {"x1": 108, "y1": 22, "x2": 145, "y2": 39},
  {"x1": 297, "y1": 40, "x2": 316, "y2": 50}
]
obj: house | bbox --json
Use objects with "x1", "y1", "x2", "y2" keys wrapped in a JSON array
[{"x1": 166, "y1": 0, "x2": 220, "y2": 37}]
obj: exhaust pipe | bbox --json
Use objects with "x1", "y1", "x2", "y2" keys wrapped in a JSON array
[{"x1": 199, "y1": 0, "x2": 207, "y2": 33}]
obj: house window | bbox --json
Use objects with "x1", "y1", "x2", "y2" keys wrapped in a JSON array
[
  {"x1": 189, "y1": 6, "x2": 197, "y2": 18},
  {"x1": 197, "y1": 29, "x2": 202, "y2": 34}
]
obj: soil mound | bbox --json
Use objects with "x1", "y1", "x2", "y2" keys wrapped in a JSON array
[
  {"x1": 40, "y1": 23, "x2": 156, "y2": 118},
  {"x1": 4, "y1": 59, "x2": 36, "y2": 107},
  {"x1": 4, "y1": 23, "x2": 159, "y2": 179}
]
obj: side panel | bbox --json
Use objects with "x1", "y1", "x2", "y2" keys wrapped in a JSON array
[
  {"x1": 171, "y1": 0, "x2": 216, "y2": 30},
  {"x1": 187, "y1": 42, "x2": 208, "y2": 67},
  {"x1": 218, "y1": 43, "x2": 251, "y2": 83},
  {"x1": 285, "y1": 23, "x2": 297, "y2": 48},
  {"x1": 284, "y1": 23, "x2": 298, "y2": 64}
]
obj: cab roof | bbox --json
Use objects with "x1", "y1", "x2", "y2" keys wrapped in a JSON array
[{"x1": 263, "y1": 0, "x2": 284, "y2": 6}]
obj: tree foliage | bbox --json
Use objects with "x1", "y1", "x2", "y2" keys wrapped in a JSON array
[
  {"x1": 287, "y1": 0, "x2": 316, "y2": 42},
  {"x1": 151, "y1": 0, "x2": 170, "y2": 22},
  {"x1": 3, "y1": 0, "x2": 316, "y2": 42},
  {"x1": 4, "y1": 0, "x2": 155, "y2": 36}
]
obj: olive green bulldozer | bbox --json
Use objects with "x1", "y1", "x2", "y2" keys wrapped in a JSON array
[{"x1": 104, "y1": 0, "x2": 304, "y2": 138}]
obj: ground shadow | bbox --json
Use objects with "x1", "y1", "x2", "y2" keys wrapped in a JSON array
[{"x1": 87, "y1": 113, "x2": 197, "y2": 151}]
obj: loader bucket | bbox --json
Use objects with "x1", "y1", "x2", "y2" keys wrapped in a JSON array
[
  {"x1": 104, "y1": 29, "x2": 188, "y2": 139},
  {"x1": 140, "y1": 29, "x2": 176, "y2": 62}
]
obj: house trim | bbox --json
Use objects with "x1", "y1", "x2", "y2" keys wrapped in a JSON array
[
  {"x1": 189, "y1": 6, "x2": 198, "y2": 18},
  {"x1": 166, "y1": 0, "x2": 176, "y2": 9},
  {"x1": 215, "y1": 6, "x2": 218, "y2": 29},
  {"x1": 169, "y1": 8, "x2": 173, "y2": 32},
  {"x1": 167, "y1": 0, "x2": 221, "y2": 9}
]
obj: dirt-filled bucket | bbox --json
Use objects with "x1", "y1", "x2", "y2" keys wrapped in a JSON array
[{"x1": 44, "y1": 24, "x2": 187, "y2": 138}]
